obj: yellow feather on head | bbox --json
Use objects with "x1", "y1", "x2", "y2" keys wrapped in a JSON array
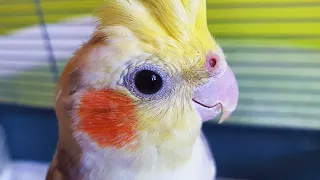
[{"x1": 95, "y1": 0, "x2": 218, "y2": 69}]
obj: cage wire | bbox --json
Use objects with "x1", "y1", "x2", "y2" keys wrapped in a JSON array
[
  {"x1": 0, "y1": 0, "x2": 320, "y2": 129},
  {"x1": 34, "y1": 0, "x2": 59, "y2": 83}
]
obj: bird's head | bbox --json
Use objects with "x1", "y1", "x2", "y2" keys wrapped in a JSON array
[{"x1": 55, "y1": 0, "x2": 238, "y2": 169}]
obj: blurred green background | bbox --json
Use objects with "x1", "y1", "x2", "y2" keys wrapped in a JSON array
[{"x1": 0, "y1": 0, "x2": 320, "y2": 129}]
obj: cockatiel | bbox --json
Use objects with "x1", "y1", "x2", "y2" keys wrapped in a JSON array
[{"x1": 46, "y1": 0, "x2": 238, "y2": 180}]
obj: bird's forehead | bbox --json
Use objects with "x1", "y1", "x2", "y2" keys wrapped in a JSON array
[
  {"x1": 96, "y1": 0, "x2": 219, "y2": 68},
  {"x1": 125, "y1": 30, "x2": 218, "y2": 65}
]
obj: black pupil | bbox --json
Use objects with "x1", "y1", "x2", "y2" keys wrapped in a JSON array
[{"x1": 134, "y1": 70, "x2": 163, "y2": 94}]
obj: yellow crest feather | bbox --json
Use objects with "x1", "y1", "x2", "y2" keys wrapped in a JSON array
[{"x1": 95, "y1": 0, "x2": 218, "y2": 66}]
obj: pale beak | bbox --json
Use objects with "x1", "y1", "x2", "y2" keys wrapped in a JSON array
[{"x1": 192, "y1": 66, "x2": 239, "y2": 123}]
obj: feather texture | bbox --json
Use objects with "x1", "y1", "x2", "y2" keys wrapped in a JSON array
[{"x1": 95, "y1": 0, "x2": 217, "y2": 67}]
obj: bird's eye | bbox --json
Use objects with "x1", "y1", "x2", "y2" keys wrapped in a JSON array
[
  {"x1": 126, "y1": 63, "x2": 171, "y2": 100},
  {"x1": 134, "y1": 70, "x2": 163, "y2": 94}
]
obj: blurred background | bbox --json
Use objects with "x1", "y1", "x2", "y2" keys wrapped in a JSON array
[{"x1": 0, "y1": 0, "x2": 319, "y2": 179}]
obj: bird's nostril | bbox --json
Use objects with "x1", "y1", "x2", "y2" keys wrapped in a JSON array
[
  {"x1": 208, "y1": 57, "x2": 217, "y2": 68},
  {"x1": 205, "y1": 52, "x2": 219, "y2": 72}
]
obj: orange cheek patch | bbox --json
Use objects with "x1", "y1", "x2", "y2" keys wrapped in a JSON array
[{"x1": 76, "y1": 89, "x2": 138, "y2": 149}]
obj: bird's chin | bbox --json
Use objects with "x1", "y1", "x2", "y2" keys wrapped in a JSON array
[{"x1": 192, "y1": 100, "x2": 222, "y2": 122}]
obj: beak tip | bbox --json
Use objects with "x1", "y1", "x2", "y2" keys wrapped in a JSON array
[{"x1": 218, "y1": 108, "x2": 232, "y2": 124}]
